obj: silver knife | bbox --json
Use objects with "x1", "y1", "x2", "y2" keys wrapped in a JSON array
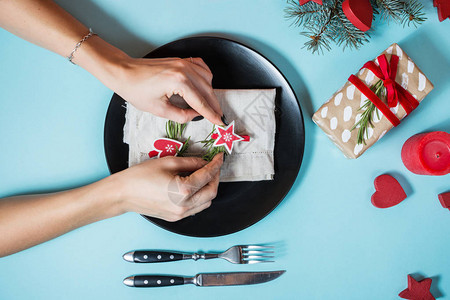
[{"x1": 123, "y1": 270, "x2": 285, "y2": 288}]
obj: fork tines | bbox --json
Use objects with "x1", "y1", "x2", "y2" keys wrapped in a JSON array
[{"x1": 241, "y1": 245, "x2": 275, "y2": 264}]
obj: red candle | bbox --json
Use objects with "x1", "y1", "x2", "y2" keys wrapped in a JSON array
[{"x1": 401, "y1": 131, "x2": 450, "y2": 175}]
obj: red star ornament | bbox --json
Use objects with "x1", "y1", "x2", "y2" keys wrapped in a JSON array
[
  {"x1": 399, "y1": 275, "x2": 435, "y2": 300},
  {"x1": 149, "y1": 138, "x2": 184, "y2": 158},
  {"x1": 299, "y1": 0, "x2": 322, "y2": 5},
  {"x1": 213, "y1": 121, "x2": 245, "y2": 154}
]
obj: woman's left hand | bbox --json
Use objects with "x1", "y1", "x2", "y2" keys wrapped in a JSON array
[{"x1": 108, "y1": 56, "x2": 224, "y2": 125}]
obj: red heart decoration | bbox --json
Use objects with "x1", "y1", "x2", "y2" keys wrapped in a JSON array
[
  {"x1": 149, "y1": 138, "x2": 184, "y2": 158},
  {"x1": 299, "y1": 0, "x2": 322, "y2": 5},
  {"x1": 438, "y1": 192, "x2": 450, "y2": 210},
  {"x1": 435, "y1": 1, "x2": 450, "y2": 22},
  {"x1": 371, "y1": 174, "x2": 407, "y2": 208},
  {"x1": 342, "y1": 0, "x2": 373, "y2": 32}
]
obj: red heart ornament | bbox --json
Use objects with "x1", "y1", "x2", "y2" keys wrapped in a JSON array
[
  {"x1": 299, "y1": 0, "x2": 322, "y2": 5},
  {"x1": 342, "y1": 0, "x2": 373, "y2": 32},
  {"x1": 371, "y1": 174, "x2": 407, "y2": 208},
  {"x1": 434, "y1": 0, "x2": 450, "y2": 21},
  {"x1": 438, "y1": 192, "x2": 450, "y2": 210},
  {"x1": 149, "y1": 138, "x2": 184, "y2": 158}
]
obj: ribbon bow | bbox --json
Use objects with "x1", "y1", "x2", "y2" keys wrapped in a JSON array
[{"x1": 348, "y1": 54, "x2": 420, "y2": 127}]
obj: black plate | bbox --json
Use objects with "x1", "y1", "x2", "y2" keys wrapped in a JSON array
[{"x1": 104, "y1": 37, "x2": 305, "y2": 237}]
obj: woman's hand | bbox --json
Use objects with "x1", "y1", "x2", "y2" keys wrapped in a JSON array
[
  {"x1": 110, "y1": 56, "x2": 223, "y2": 125},
  {"x1": 0, "y1": 154, "x2": 223, "y2": 256},
  {"x1": 111, "y1": 153, "x2": 224, "y2": 222},
  {"x1": 0, "y1": 0, "x2": 223, "y2": 125}
]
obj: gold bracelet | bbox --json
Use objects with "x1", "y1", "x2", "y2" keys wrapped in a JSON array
[{"x1": 67, "y1": 28, "x2": 97, "y2": 65}]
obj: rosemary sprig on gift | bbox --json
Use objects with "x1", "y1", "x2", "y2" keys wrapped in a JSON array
[
  {"x1": 165, "y1": 120, "x2": 190, "y2": 156},
  {"x1": 351, "y1": 80, "x2": 384, "y2": 145},
  {"x1": 200, "y1": 125, "x2": 227, "y2": 161}
]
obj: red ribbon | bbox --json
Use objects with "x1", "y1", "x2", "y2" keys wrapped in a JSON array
[{"x1": 348, "y1": 54, "x2": 420, "y2": 127}]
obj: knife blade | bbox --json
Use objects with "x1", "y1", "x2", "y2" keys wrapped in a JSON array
[{"x1": 123, "y1": 270, "x2": 285, "y2": 288}]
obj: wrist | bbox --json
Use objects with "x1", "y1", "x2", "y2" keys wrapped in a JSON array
[
  {"x1": 86, "y1": 174, "x2": 127, "y2": 219},
  {"x1": 72, "y1": 35, "x2": 132, "y2": 91}
]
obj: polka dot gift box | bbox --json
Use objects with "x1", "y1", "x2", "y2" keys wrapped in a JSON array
[{"x1": 312, "y1": 43, "x2": 434, "y2": 159}]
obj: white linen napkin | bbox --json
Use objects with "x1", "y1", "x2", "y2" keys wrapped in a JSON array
[{"x1": 123, "y1": 89, "x2": 276, "y2": 182}]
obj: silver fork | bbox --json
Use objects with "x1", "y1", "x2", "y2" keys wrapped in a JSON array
[
  {"x1": 211, "y1": 244, "x2": 275, "y2": 264},
  {"x1": 123, "y1": 245, "x2": 275, "y2": 264}
]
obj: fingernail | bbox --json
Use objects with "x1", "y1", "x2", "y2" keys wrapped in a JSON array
[
  {"x1": 221, "y1": 115, "x2": 228, "y2": 126},
  {"x1": 192, "y1": 116, "x2": 204, "y2": 121},
  {"x1": 212, "y1": 152, "x2": 224, "y2": 163},
  {"x1": 217, "y1": 152, "x2": 225, "y2": 164}
]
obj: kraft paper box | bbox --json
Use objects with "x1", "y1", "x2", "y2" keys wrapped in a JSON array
[{"x1": 312, "y1": 43, "x2": 434, "y2": 159}]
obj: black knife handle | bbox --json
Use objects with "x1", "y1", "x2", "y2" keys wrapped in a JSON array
[
  {"x1": 133, "y1": 251, "x2": 184, "y2": 263},
  {"x1": 133, "y1": 275, "x2": 185, "y2": 288}
]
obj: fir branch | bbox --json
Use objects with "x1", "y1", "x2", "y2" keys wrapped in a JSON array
[
  {"x1": 301, "y1": 1, "x2": 338, "y2": 54},
  {"x1": 333, "y1": 6, "x2": 370, "y2": 50},
  {"x1": 285, "y1": 0, "x2": 328, "y2": 27},
  {"x1": 401, "y1": 0, "x2": 426, "y2": 27},
  {"x1": 371, "y1": 0, "x2": 380, "y2": 15},
  {"x1": 376, "y1": 0, "x2": 405, "y2": 23},
  {"x1": 301, "y1": 27, "x2": 333, "y2": 54},
  {"x1": 351, "y1": 80, "x2": 384, "y2": 145},
  {"x1": 285, "y1": 0, "x2": 426, "y2": 54},
  {"x1": 286, "y1": 0, "x2": 335, "y2": 54}
]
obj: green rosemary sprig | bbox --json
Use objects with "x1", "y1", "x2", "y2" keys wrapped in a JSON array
[
  {"x1": 165, "y1": 120, "x2": 190, "y2": 156},
  {"x1": 176, "y1": 136, "x2": 190, "y2": 156},
  {"x1": 165, "y1": 120, "x2": 186, "y2": 140},
  {"x1": 351, "y1": 80, "x2": 384, "y2": 145},
  {"x1": 200, "y1": 125, "x2": 227, "y2": 161}
]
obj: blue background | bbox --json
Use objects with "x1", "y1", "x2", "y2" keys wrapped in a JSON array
[{"x1": 1, "y1": 0, "x2": 449, "y2": 299}]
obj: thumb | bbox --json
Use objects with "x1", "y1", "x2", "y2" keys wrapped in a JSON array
[{"x1": 159, "y1": 101, "x2": 200, "y2": 124}]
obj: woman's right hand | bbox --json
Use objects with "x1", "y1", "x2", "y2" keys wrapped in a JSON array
[{"x1": 110, "y1": 153, "x2": 223, "y2": 222}]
